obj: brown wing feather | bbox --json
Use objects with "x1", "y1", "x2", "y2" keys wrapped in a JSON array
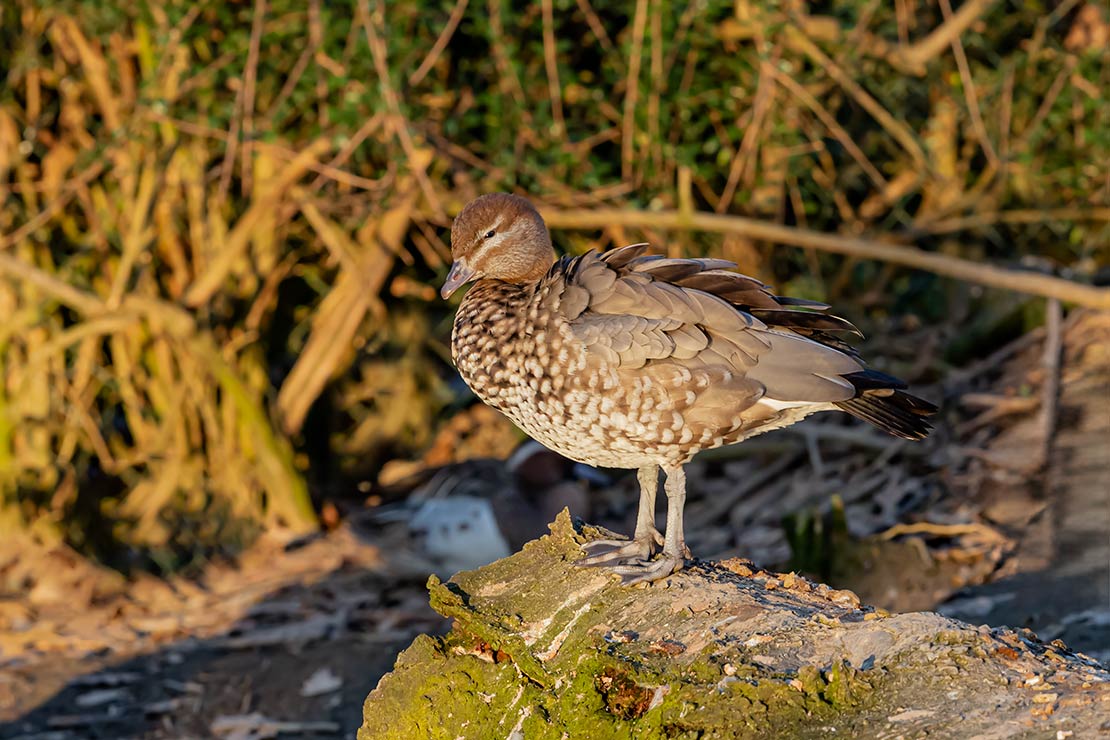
[
  {"x1": 536, "y1": 245, "x2": 935, "y2": 442},
  {"x1": 553, "y1": 250, "x2": 865, "y2": 406}
]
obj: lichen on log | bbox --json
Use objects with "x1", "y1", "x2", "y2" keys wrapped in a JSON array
[{"x1": 360, "y1": 510, "x2": 1109, "y2": 738}]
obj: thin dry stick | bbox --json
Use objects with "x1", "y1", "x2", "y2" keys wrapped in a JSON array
[
  {"x1": 59, "y1": 17, "x2": 121, "y2": 130},
  {"x1": 310, "y1": 0, "x2": 328, "y2": 128},
  {"x1": 176, "y1": 51, "x2": 239, "y2": 100},
  {"x1": 1037, "y1": 298, "x2": 1063, "y2": 471},
  {"x1": 185, "y1": 139, "x2": 331, "y2": 307},
  {"x1": 771, "y1": 68, "x2": 887, "y2": 191},
  {"x1": 894, "y1": 0, "x2": 910, "y2": 46},
  {"x1": 409, "y1": 0, "x2": 469, "y2": 85},
  {"x1": 575, "y1": 0, "x2": 616, "y2": 54},
  {"x1": 0, "y1": 253, "x2": 104, "y2": 315},
  {"x1": 998, "y1": 65, "x2": 1015, "y2": 164},
  {"x1": 267, "y1": 40, "x2": 315, "y2": 118},
  {"x1": 537, "y1": 206, "x2": 1110, "y2": 309},
  {"x1": 938, "y1": 0, "x2": 998, "y2": 171},
  {"x1": 917, "y1": 207, "x2": 1110, "y2": 234},
  {"x1": 149, "y1": 5, "x2": 203, "y2": 95},
  {"x1": 216, "y1": 2, "x2": 261, "y2": 202},
  {"x1": 845, "y1": 0, "x2": 882, "y2": 50},
  {"x1": 662, "y1": 2, "x2": 699, "y2": 76},
  {"x1": 1013, "y1": 61, "x2": 1075, "y2": 150},
  {"x1": 421, "y1": 128, "x2": 503, "y2": 177},
  {"x1": 888, "y1": 0, "x2": 999, "y2": 75},
  {"x1": 145, "y1": 111, "x2": 387, "y2": 192},
  {"x1": 717, "y1": 55, "x2": 776, "y2": 212},
  {"x1": 621, "y1": 0, "x2": 648, "y2": 183},
  {"x1": 0, "y1": 161, "x2": 106, "y2": 250},
  {"x1": 359, "y1": 0, "x2": 444, "y2": 217},
  {"x1": 647, "y1": 0, "x2": 663, "y2": 178},
  {"x1": 239, "y1": 0, "x2": 266, "y2": 196},
  {"x1": 308, "y1": 113, "x2": 385, "y2": 191},
  {"x1": 787, "y1": 28, "x2": 927, "y2": 168},
  {"x1": 540, "y1": 0, "x2": 566, "y2": 137},
  {"x1": 487, "y1": 0, "x2": 527, "y2": 105},
  {"x1": 107, "y1": 151, "x2": 161, "y2": 308}
]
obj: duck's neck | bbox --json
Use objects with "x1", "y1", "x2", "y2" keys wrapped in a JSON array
[
  {"x1": 461, "y1": 278, "x2": 537, "y2": 313},
  {"x1": 452, "y1": 278, "x2": 542, "y2": 373},
  {"x1": 455, "y1": 278, "x2": 538, "y2": 335}
]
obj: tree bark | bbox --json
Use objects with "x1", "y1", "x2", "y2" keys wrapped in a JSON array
[{"x1": 360, "y1": 511, "x2": 1109, "y2": 738}]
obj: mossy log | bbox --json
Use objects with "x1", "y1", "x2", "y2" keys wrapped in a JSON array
[{"x1": 360, "y1": 511, "x2": 1109, "y2": 738}]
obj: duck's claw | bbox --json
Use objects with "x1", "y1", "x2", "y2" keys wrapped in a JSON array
[
  {"x1": 608, "y1": 556, "x2": 686, "y2": 585},
  {"x1": 577, "y1": 535, "x2": 659, "y2": 568}
]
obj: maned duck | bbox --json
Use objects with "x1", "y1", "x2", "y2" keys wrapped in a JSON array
[{"x1": 441, "y1": 193, "x2": 936, "y2": 584}]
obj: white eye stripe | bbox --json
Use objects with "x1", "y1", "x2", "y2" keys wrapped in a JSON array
[
  {"x1": 470, "y1": 217, "x2": 523, "y2": 265},
  {"x1": 470, "y1": 233, "x2": 508, "y2": 265}
]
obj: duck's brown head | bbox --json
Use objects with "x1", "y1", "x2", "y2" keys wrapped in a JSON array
[{"x1": 441, "y1": 193, "x2": 555, "y2": 299}]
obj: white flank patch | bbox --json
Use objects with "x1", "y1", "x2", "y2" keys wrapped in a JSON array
[{"x1": 755, "y1": 398, "x2": 820, "y2": 411}]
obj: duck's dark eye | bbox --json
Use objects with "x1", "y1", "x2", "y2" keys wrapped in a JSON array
[{"x1": 484, "y1": 229, "x2": 496, "y2": 239}]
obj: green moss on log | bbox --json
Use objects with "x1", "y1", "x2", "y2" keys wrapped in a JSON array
[{"x1": 360, "y1": 511, "x2": 1110, "y2": 738}]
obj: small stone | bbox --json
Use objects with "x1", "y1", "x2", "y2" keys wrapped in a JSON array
[
  {"x1": 827, "y1": 589, "x2": 861, "y2": 609},
  {"x1": 1030, "y1": 703, "x2": 1055, "y2": 718},
  {"x1": 300, "y1": 668, "x2": 343, "y2": 698},
  {"x1": 720, "y1": 559, "x2": 755, "y2": 577}
]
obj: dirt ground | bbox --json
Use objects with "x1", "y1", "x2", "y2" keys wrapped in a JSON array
[
  {"x1": 1, "y1": 312, "x2": 1107, "y2": 739},
  {"x1": 0, "y1": 529, "x2": 440, "y2": 740}
]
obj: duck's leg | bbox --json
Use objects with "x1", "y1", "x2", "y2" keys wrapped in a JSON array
[
  {"x1": 609, "y1": 465, "x2": 689, "y2": 585},
  {"x1": 578, "y1": 466, "x2": 663, "y2": 566}
]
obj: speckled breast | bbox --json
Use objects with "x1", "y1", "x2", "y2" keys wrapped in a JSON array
[{"x1": 451, "y1": 280, "x2": 669, "y2": 469}]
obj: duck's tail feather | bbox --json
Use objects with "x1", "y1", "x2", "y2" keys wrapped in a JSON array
[{"x1": 834, "y1": 389, "x2": 936, "y2": 440}]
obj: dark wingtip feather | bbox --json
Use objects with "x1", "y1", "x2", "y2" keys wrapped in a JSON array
[
  {"x1": 835, "y1": 369, "x2": 936, "y2": 439},
  {"x1": 835, "y1": 390, "x2": 936, "y2": 440},
  {"x1": 841, "y1": 368, "x2": 908, "y2": 391}
]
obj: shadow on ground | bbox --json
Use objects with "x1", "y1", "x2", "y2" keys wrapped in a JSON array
[{"x1": 0, "y1": 557, "x2": 442, "y2": 740}]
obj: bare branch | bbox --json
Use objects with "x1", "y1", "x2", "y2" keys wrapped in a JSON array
[{"x1": 538, "y1": 206, "x2": 1110, "y2": 309}]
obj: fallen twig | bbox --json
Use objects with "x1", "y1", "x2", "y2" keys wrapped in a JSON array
[
  {"x1": 211, "y1": 713, "x2": 340, "y2": 738},
  {"x1": 538, "y1": 207, "x2": 1110, "y2": 309},
  {"x1": 916, "y1": 206, "x2": 1110, "y2": 234},
  {"x1": 1038, "y1": 298, "x2": 1063, "y2": 470}
]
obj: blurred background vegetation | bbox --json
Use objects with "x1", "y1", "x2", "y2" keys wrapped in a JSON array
[{"x1": 0, "y1": 0, "x2": 1106, "y2": 573}]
